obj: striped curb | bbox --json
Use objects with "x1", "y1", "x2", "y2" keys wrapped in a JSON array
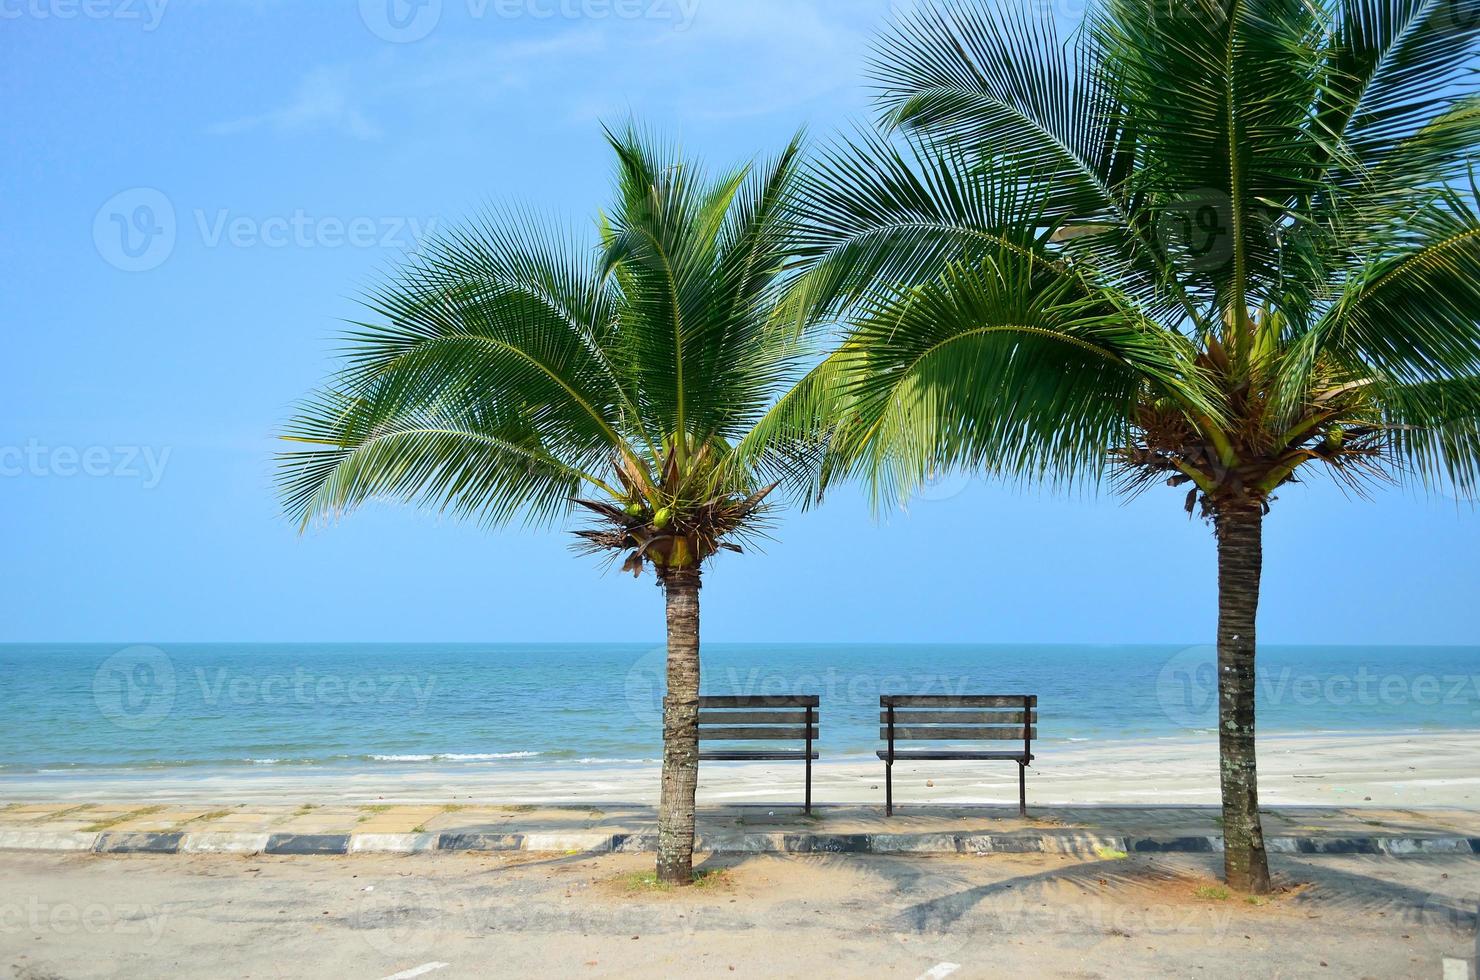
[
  {"x1": 0, "y1": 830, "x2": 1474, "y2": 857},
  {"x1": 180, "y1": 832, "x2": 271, "y2": 854},
  {"x1": 95, "y1": 832, "x2": 183, "y2": 854},
  {"x1": 0, "y1": 830, "x2": 99, "y2": 851},
  {"x1": 438, "y1": 833, "x2": 524, "y2": 852},
  {"x1": 264, "y1": 834, "x2": 351, "y2": 855},
  {"x1": 349, "y1": 833, "x2": 440, "y2": 854},
  {"x1": 520, "y1": 833, "x2": 614, "y2": 853}
]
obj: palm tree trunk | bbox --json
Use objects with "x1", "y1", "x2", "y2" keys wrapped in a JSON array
[
  {"x1": 656, "y1": 567, "x2": 701, "y2": 885},
  {"x1": 1214, "y1": 500, "x2": 1272, "y2": 894}
]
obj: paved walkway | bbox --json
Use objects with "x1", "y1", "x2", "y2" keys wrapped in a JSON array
[{"x1": 0, "y1": 801, "x2": 1476, "y2": 856}]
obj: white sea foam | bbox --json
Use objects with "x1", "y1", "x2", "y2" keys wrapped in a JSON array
[
  {"x1": 369, "y1": 752, "x2": 540, "y2": 762},
  {"x1": 574, "y1": 758, "x2": 652, "y2": 765}
]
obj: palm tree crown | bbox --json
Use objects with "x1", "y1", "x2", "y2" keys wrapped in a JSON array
[
  {"x1": 279, "y1": 129, "x2": 811, "y2": 578},
  {"x1": 780, "y1": 0, "x2": 1480, "y2": 508},
  {"x1": 776, "y1": 0, "x2": 1480, "y2": 892}
]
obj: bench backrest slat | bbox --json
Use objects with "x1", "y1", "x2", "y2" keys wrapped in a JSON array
[
  {"x1": 878, "y1": 710, "x2": 1035, "y2": 724},
  {"x1": 700, "y1": 710, "x2": 807, "y2": 725},
  {"x1": 880, "y1": 694, "x2": 1036, "y2": 746},
  {"x1": 699, "y1": 695, "x2": 818, "y2": 708},
  {"x1": 697, "y1": 695, "x2": 819, "y2": 743},
  {"x1": 878, "y1": 726, "x2": 1035, "y2": 741},
  {"x1": 701, "y1": 726, "x2": 820, "y2": 741},
  {"x1": 881, "y1": 695, "x2": 1036, "y2": 708}
]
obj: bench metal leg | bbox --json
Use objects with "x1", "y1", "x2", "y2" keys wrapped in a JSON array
[
  {"x1": 805, "y1": 755, "x2": 812, "y2": 816},
  {"x1": 1018, "y1": 762, "x2": 1027, "y2": 817},
  {"x1": 885, "y1": 761, "x2": 893, "y2": 817}
]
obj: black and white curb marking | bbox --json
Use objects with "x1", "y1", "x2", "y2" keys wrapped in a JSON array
[{"x1": 0, "y1": 829, "x2": 1476, "y2": 857}]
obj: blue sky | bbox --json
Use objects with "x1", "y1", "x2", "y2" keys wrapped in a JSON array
[{"x1": 2, "y1": 0, "x2": 1477, "y2": 645}]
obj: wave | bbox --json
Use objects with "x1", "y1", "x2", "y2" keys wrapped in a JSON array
[{"x1": 368, "y1": 751, "x2": 542, "y2": 762}]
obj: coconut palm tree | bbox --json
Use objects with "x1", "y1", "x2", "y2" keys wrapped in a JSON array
[
  {"x1": 772, "y1": 0, "x2": 1480, "y2": 892},
  {"x1": 278, "y1": 129, "x2": 815, "y2": 885}
]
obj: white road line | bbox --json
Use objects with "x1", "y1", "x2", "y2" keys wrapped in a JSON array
[
  {"x1": 916, "y1": 963, "x2": 961, "y2": 980},
  {"x1": 380, "y1": 963, "x2": 450, "y2": 980}
]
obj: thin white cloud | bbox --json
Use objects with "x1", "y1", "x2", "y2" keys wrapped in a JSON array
[
  {"x1": 207, "y1": 67, "x2": 382, "y2": 141},
  {"x1": 206, "y1": 0, "x2": 893, "y2": 140}
]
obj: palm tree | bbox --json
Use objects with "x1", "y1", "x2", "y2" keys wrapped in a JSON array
[
  {"x1": 774, "y1": 0, "x2": 1480, "y2": 892},
  {"x1": 278, "y1": 129, "x2": 814, "y2": 885}
]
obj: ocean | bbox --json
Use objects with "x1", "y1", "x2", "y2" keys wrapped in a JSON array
[{"x1": 2, "y1": 643, "x2": 1478, "y2": 775}]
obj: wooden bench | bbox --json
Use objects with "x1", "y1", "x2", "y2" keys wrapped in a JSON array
[
  {"x1": 698, "y1": 695, "x2": 819, "y2": 814},
  {"x1": 878, "y1": 694, "x2": 1037, "y2": 816}
]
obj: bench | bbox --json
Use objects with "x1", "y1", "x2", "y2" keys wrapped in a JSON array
[
  {"x1": 698, "y1": 695, "x2": 819, "y2": 814},
  {"x1": 878, "y1": 694, "x2": 1037, "y2": 816}
]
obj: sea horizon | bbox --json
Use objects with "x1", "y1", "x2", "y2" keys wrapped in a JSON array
[{"x1": 5, "y1": 641, "x2": 1478, "y2": 777}]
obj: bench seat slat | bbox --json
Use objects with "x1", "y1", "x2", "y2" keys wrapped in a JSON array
[
  {"x1": 698, "y1": 695, "x2": 819, "y2": 708},
  {"x1": 701, "y1": 749, "x2": 820, "y2": 761},
  {"x1": 880, "y1": 695, "x2": 1035, "y2": 708},
  {"x1": 879, "y1": 726, "x2": 1035, "y2": 741},
  {"x1": 877, "y1": 750, "x2": 1032, "y2": 761},
  {"x1": 700, "y1": 727, "x2": 819, "y2": 741},
  {"x1": 878, "y1": 710, "x2": 1035, "y2": 724},
  {"x1": 699, "y1": 711, "x2": 812, "y2": 725}
]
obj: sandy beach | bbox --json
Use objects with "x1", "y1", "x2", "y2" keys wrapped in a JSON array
[{"x1": 5, "y1": 730, "x2": 1476, "y2": 809}]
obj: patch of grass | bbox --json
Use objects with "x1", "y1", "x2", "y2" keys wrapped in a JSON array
[
  {"x1": 1193, "y1": 885, "x2": 1231, "y2": 901},
  {"x1": 411, "y1": 825, "x2": 427, "y2": 833},
  {"x1": 622, "y1": 868, "x2": 731, "y2": 892},
  {"x1": 48, "y1": 804, "x2": 96, "y2": 821},
  {"x1": 185, "y1": 809, "x2": 232, "y2": 825},
  {"x1": 442, "y1": 804, "x2": 467, "y2": 813},
  {"x1": 500, "y1": 804, "x2": 536, "y2": 814},
  {"x1": 293, "y1": 804, "x2": 317, "y2": 816},
  {"x1": 1094, "y1": 846, "x2": 1128, "y2": 861},
  {"x1": 83, "y1": 805, "x2": 166, "y2": 833},
  {"x1": 361, "y1": 804, "x2": 393, "y2": 814},
  {"x1": 1245, "y1": 896, "x2": 1269, "y2": 907}
]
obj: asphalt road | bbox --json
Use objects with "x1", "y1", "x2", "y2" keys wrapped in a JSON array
[{"x1": 0, "y1": 849, "x2": 1476, "y2": 978}]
